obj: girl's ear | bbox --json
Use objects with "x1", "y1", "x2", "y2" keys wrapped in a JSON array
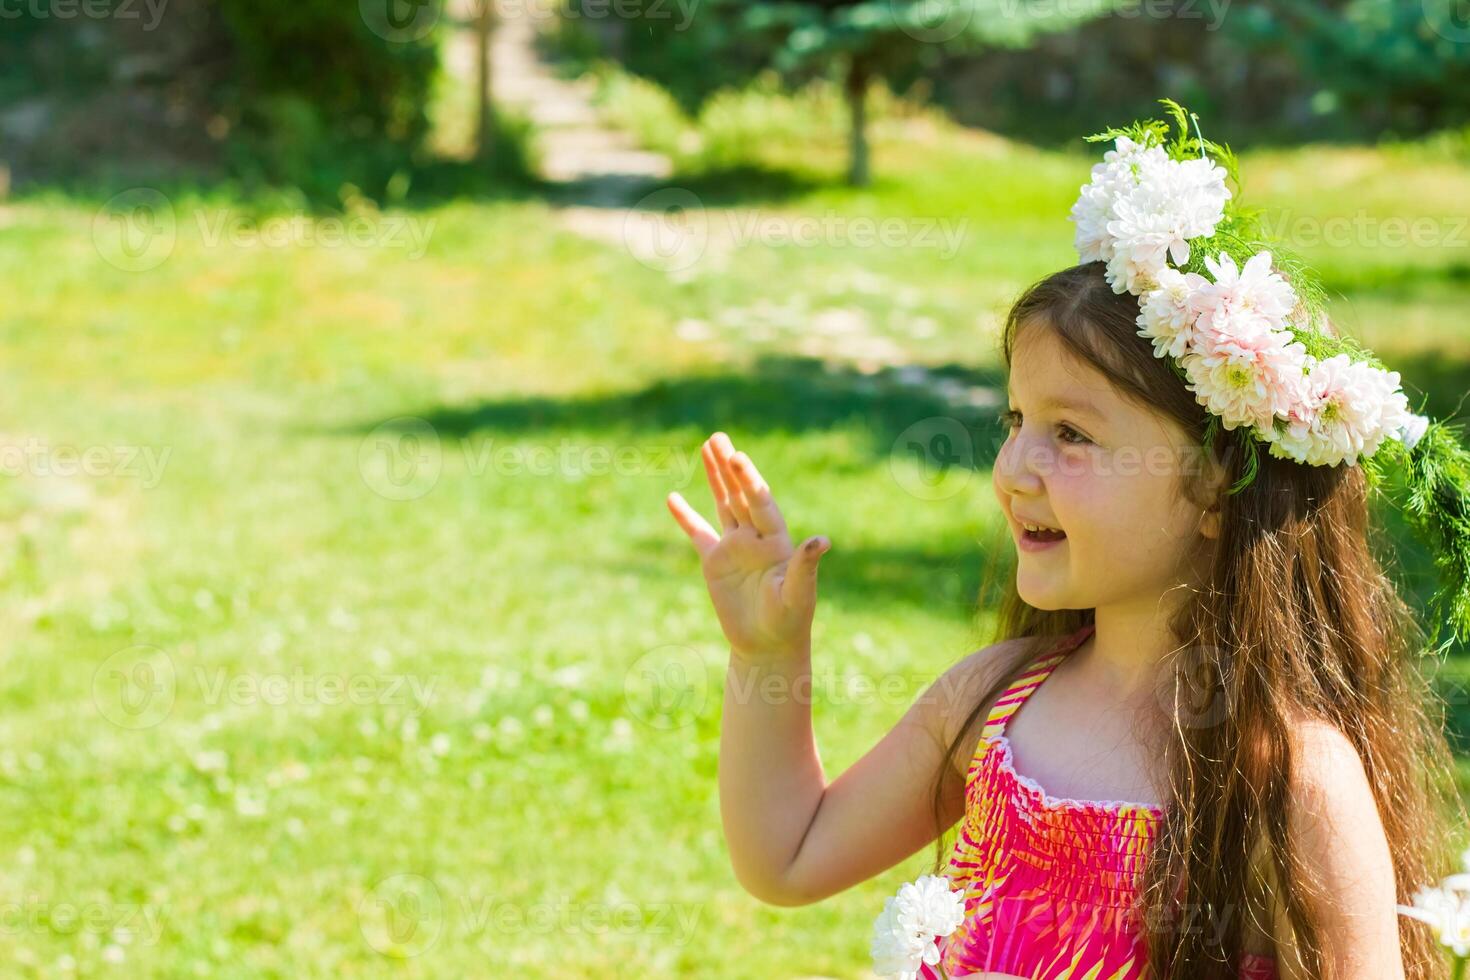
[{"x1": 1199, "y1": 502, "x2": 1223, "y2": 541}]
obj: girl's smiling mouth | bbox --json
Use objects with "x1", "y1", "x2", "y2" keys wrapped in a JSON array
[{"x1": 1015, "y1": 516, "x2": 1068, "y2": 550}]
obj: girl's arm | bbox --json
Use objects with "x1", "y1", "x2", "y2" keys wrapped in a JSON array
[
  {"x1": 1268, "y1": 720, "x2": 1406, "y2": 979},
  {"x1": 667, "y1": 432, "x2": 1019, "y2": 906},
  {"x1": 718, "y1": 639, "x2": 1019, "y2": 906}
]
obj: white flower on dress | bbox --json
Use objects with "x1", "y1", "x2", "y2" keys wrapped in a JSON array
[
  {"x1": 1398, "y1": 848, "x2": 1470, "y2": 958},
  {"x1": 871, "y1": 874, "x2": 966, "y2": 980}
]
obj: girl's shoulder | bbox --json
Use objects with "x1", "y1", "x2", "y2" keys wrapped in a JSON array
[{"x1": 936, "y1": 633, "x2": 1075, "y2": 780}]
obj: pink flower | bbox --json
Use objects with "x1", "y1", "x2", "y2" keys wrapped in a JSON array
[
  {"x1": 1192, "y1": 250, "x2": 1298, "y2": 331},
  {"x1": 1265, "y1": 354, "x2": 1411, "y2": 466}
]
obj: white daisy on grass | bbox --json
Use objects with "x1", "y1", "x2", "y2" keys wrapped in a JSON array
[{"x1": 871, "y1": 874, "x2": 966, "y2": 980}]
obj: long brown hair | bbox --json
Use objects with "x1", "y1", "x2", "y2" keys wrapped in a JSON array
[{"x1": 928, "y1": 260, "x2": 1466, "y2": 978}]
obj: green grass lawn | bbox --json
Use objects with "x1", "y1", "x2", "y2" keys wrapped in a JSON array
[{"x1": 1, "y1": 83, "x2": 1469, "y2": 977}]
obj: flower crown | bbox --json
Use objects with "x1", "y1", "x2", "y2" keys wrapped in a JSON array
[{"x1": 1066, "y1": 99, "x2": 1470, "y2": 651}]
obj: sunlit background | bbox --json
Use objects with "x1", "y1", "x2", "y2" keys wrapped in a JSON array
[{"x1": 2, "y1": 0, "x2": 1469, "y2": 974}]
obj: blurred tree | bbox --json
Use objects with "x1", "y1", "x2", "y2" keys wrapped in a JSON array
[
  {"x1": 560, "y1": 0, "x2": 1113, "y2": 185},
  {"x1": 475, "y1": 0, "x2": 499, "y2": 163},
  {"x1": 1226, "y1": 0, "x2": 1470, "y2": 134},
  {"x1": 737, "y1": 0, "x2": 1114, "y2": 183}
]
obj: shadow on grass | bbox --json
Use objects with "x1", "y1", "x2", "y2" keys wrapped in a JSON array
[
  {"x1": 349, "y1": 353, "x2": 1010, "y2": 469},
  {"x1": 342, "y1": 353, "x2": 1011, "y2": 621}
]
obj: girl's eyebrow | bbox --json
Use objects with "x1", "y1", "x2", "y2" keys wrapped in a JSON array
[{"x1": 1007, "y1": 392, "x2": 1105, "y2": 418}]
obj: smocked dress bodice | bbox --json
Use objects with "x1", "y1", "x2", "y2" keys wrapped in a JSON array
[{"x1": 921, "y1": 623, "x2": 1278, "y2": 980}]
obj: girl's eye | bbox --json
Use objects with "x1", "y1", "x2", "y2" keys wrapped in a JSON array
[
  {"x1": 1056, "y1": 424, "x2": 1091, "y2": 446},
  {"x1": 996, "y1": 411, "x2": 1092, "y2": 446}
]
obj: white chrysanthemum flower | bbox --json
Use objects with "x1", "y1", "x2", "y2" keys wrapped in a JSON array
[
  {"x1": 1265, "y1": 355, "x2": 1409, "y2": 466},
  {"x1": 1137, "y1": 266, "x2": 1210, "y2": 360},
  {"x1": 1181, "y1": 320, "x2": 1310, "y2": 432},
  {"x1": 1398, "y1": 883, "x2": 1470, "y2": 957},
  {"x1": 1100, "y1": 151, "x2": 1231, "y2": 294},
  {"x1": 1069, "y1": 136, "x2": 1169, "y2": 264},
  {"x1": 871, "y1": 897, "x2": 928, "y2": 980},
  {"x1": 871, "y1": 874, "x2": 966, "y2": 980},
  {"x1": 1192, "y1": 250, "x2": 1298, "y2": 330}
]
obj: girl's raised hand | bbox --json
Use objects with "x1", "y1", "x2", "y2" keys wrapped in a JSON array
[{"x1": 666, "y1": 432, "x2": 831, "y2": 664}]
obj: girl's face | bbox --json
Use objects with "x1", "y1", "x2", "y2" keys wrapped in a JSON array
[{"x1": 992, "y1": 324, "x2": 1220, "y2": 612}]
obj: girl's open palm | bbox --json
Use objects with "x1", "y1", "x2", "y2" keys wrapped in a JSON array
[{"x1": 666, "y1": 432, "x2": 830, "y2": 663}]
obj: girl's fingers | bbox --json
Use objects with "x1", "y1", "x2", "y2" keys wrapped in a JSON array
[
  {"x1": 666, "y1": 491, "x2": 720, "y2": 558},
  {"x1": 701, "y1": 439, "x2": 739, "y2": 533},
  {"x1": 710, "y1": 433, "x2": 754, "y2": 528},
  {"x1": 728, "y1": 451, "x2": 787, "y2": 539}
]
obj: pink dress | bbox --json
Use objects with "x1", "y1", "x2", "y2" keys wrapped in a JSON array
[{"x1": 921, "y1": 623, "x2": 1279, "y2": 979}]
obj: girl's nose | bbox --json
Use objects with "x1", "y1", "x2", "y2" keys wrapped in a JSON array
[{"x1": 993, "y1": 432, "x2": 1049, "y2": 497}]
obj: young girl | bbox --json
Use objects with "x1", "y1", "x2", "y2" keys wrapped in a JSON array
[{"x1": 665, "y1": 105, "x2": 1470, "y2": 979}]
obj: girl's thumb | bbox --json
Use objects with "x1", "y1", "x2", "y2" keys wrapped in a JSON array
[{"x1": 783, "y1": 535, "x2": 830, "y2": 609}]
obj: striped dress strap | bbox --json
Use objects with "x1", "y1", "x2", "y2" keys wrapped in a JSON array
[{"x1": 979, "y1": 623, "x2": 1096, "y2": 740}]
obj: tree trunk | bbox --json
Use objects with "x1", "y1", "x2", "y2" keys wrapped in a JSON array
[
  {"x1": 845, "y1": 56, "x2": 870, "y2": 188},
  {"x1": 474, "y1": 0, "x2": 496, "y2": 163}
]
